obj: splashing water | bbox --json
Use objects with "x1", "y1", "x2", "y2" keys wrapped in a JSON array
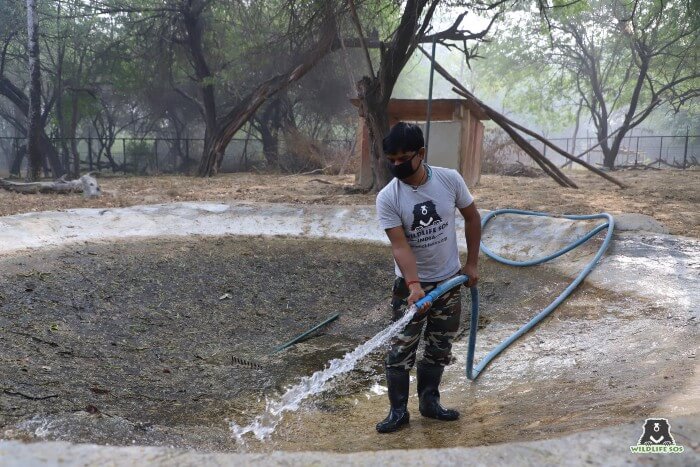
[{"x1": 230, "y1": 306, "x2": 416, "y2": 442}]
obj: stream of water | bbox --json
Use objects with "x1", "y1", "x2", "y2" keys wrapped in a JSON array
[{"x1": 230, "y1": 306, "x2": 417, "y2": 442}]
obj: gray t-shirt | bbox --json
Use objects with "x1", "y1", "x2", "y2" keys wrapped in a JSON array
[{"x1": 376, "y1": 165, "x2": 474, "y2": 282}]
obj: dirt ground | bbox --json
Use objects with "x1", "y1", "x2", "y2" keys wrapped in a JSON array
[
  {"x1": 0, "y1": 236, "x2": 494, "y2": 451},
  {"x1": 0, "y1": 237, "x2": 395, "y2": 450},
  {"x1": 0, "y1": 169, "x2": 698, "y2": 238}
]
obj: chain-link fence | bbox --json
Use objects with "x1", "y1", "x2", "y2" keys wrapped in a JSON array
[
  {"x1": 0, "y1": 136, "x2": 354, "y2": 177},
  {"x1": 514, "y1": 135, "x2": 699, "y2": 169},
  {"x1": 2, "y1": 132, "x2": 697, "y2": 178}
]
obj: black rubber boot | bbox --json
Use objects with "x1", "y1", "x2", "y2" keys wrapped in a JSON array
[
  {"x1": 417, "y1": 363, "x2": 459, "y2": 421},
  {"x1": 376, "y1": 367, "x2": 410, "y2": 433}
]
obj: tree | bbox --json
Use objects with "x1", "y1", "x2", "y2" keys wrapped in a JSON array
[
  {"x1": 480, "y1": 0, "x2": 700, "y2": 168},
  {"x1": 25, "y1": 0, "x2": 43, "y2": 180},
  {"x1": 109, "y1": 0, "x2": 350, "y2": 176},
  {"x1": 351, "y1": 0, "x2": 501, "y2": 191},
  {"x1": 194, "y1": 1, "x2": 346, "y2": 176},
  {"x1": 1, "y1": 0, "x2": 65, "y2": 178}
]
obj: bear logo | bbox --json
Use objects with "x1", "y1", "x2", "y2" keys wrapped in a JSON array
[
  {"x1": 638, "y1": 418, "x2": 675, "y2": 445},
  {"x1": 411, "y1": 201, "x2": 442, "y2": 231}
]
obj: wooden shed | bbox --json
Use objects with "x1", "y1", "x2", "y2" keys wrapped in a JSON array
[{"x1": 350, "y1": 98, "x2": 489, "y2": 188}]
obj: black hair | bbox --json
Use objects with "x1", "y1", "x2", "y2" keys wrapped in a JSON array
[{"x1": 382, "y1": 122, "x2": 424, "y2": 155}]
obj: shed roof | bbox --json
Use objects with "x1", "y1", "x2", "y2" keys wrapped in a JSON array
[{"x1": 350, "y1": 98, "x2": 489, "y2": 121}]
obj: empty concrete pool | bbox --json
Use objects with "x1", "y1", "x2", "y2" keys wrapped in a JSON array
[{"x1": 0, "y1": 203, "x2": 697, "y2": 464}]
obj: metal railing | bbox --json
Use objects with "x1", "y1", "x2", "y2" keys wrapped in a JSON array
[
  {"x1": 0, "y1": 136, "x2": 354, "y2": 176},
  {"x1": 2, "y1": 133, "x2": 696, "y2": 177},
  {"x1": 521, "y1": 134, "x2": 700, "y2": 169}
]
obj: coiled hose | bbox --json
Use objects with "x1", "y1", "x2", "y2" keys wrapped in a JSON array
[{"x1": 415, "y1": 210, "x2": 614, "y2": 381}]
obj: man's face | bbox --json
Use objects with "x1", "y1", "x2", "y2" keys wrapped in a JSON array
[
  {"x1": 386, "y1": 148, "x2": 424, "y2": 168},
  {"x1": 385, "y1": 148, "x2": 425, "y2": 180}
]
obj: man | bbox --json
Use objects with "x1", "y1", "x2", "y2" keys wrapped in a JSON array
[{"x1": 375, "y1": 122, "x2": 481, "y2": 433}]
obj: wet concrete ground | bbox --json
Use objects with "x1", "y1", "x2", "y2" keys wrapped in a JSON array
[
  {"x1": 263, "y1": 271, "x2": 697, "y2": 453},
  {"x1": 1, "y1": 236, "x2": 695, "y2": 453}
]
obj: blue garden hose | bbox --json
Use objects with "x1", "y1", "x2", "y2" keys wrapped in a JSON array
[
  {"x1": 414, "y1": 275, "x2": 473, "y2": 310},
  {"x1": 414, "y1": 209, "x2": 614, "y2": 381}
]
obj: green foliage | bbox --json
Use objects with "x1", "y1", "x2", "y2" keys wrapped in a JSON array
[
  {"x1": 125, "y1": 140, "x2": 155, "y2": 174},
  {"x1": 473, "y1": 0, "x2": 699, "y2": 135}
]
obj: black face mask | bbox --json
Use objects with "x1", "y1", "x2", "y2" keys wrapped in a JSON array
[{"x1": 387, "y1": 154, "x2": 419, "y2": 179}]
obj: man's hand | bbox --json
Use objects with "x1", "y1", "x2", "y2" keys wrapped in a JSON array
[
  {"x1": 461, "y1": 263, "x2": 479, "y2": 287},
  {"x1": 407, "y1": 283, "x2": 430, "y2": 314}
]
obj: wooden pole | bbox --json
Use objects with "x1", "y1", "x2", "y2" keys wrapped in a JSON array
[
  {"x1": 683, "y1": 127, "x2": 689, "y2": 169},
  {"x1": 425, "y1": 37, "x2": 437, "y2": 161}
]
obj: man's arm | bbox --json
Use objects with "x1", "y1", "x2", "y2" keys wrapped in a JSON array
[
  {"x1": 385, "y1": 226, "x2": 429, "y2": 312},
  {"x1": 458, "y1": 202, "x2": 481, "y2": 287}
]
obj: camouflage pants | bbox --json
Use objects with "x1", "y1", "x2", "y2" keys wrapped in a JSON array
[{"x1": 385, "y1": 276, "x2": 462, "y2": 370}]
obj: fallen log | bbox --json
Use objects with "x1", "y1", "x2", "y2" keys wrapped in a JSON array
[
  {"x1": 500, "y1": 161, "x2": 542, "y2": 178},
  {"x1": 0, "y1": 173, "x2": 101, "y2": 197}
]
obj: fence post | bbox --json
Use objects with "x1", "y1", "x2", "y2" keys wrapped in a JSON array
[
  {"x1": 635, "y1": 136, "x2": 640, "y2": 166},
  {"x1": 122, "y1": 138, "x2": 126, "y2": 174},
  {"x1": 628, "y1": 132, "x2": 633, "y2": 165},
  {"x1": 683, "y1": 126, "x2": 689, "y2": 169},
  {"x1": 154, "y1": 139, "x2": 159, "y2": 173},
  {"x1": 658, "y1": 136, "x2": 663, "y2": 168},
  {"x1": 586, "y1": 131, "x2": 590, "y2": 164}
]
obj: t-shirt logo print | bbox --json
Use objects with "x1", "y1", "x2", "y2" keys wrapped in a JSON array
[{"x1": 411, "y1": 201, "x2": 442, "y2": 231}]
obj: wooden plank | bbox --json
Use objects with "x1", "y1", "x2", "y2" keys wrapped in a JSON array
[
  {"x1": 459, "y1": 109, "x2": 472, "y2": 184},
  {"x1": 465, "y1": 117, "x2": 481, "y2": 186},
  {"x1": 357, "y1": 118, "x2": 372, "y2": 187},
  {"x1": 471, "y1": 119, "x2": 484, "y2": 186},
  {"x1": 350, "y1": 98, "x2": 489, "y2": 122}
]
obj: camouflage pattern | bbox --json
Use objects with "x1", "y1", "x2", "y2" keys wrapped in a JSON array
[{"x1": 386, "y1": 276, "x2": 462, "y2": 370}]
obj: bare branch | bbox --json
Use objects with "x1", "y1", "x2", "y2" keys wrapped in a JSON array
[{"x1": 347, "y1": 0, "x2": 374, "y2": 77}]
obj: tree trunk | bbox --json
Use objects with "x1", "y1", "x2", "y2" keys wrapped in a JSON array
[
  {"x1": 256, "y1": 93, "x2": 296, "y2": 169},
  {"x1": 39, "y1": 132, "x2": 65, "y2": 176},
  {"x1": 104, "y1": 146, "x2": 119, "y2": 171},
  {"x1": 561, "y1": 99, "x2": 584, "y2": 169},
  {"x1": 56, "y1": 94, "x2": 71, "y2": 173},
  {"x1": 55, "y1": 11, "x2": 70, "y2": 177},
  {"x1": 25, "y1": 0, "x2": 42, "y2": 181},
  {"x1": 0, "y1": 76, "x2": 65, "y2": 178},
  {"x1": 352, "y1": 0, "x2": 433, "y2": 192},
  {"x1": 259, "y1": 124, "x2": 279, "y2": 168},
  {"x1": 197, "y1": 17, "x2": 337, "y2": 177},
  {"x1": 181, "y1": 1, "x2": 219, "y2": 176},
  {"x1": 356, "y1": 76, "x2": 390, "y2": 191},
  {"x1": 60, "y1": 135, "x2": 71, "y2": 174},
  {"x1": 607, "y1": 129, "x2": 628, "y2": 170},
  {"x1": 69, "y1": 93, "x2": 81, "y2": 177},
  {"x1": 10, "y1": 144, "x2": 26, "y2": 178},
  {"x1": 93, "y1": 102, "x2": 120, "y2": 172},
  {"x1": 598, "y1": 129, "x2": 615, "y2": 169}
]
